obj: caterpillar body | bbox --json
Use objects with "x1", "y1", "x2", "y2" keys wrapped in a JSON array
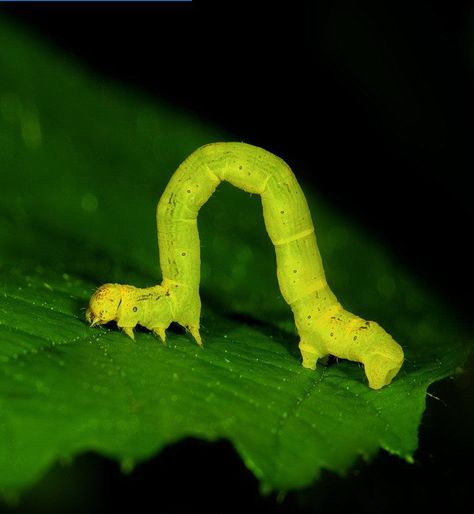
[{"x1": 86, "y1": 142, "x2": 404, "y2": 389}]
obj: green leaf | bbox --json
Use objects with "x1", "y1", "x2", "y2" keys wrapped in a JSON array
[{"x1": 0, "y1": 19, "x2": 469, "y2": 497}]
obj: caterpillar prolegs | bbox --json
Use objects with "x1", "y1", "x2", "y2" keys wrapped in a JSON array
[{"x1": 86, "y1": 142, "x2": 404, "y2": 389}]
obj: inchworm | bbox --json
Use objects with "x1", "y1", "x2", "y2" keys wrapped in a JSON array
[{"x1": 86, "y1": 142, "x2": 404, "y2": 389}]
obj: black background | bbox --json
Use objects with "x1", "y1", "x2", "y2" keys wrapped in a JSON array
[{"x1": 0, "y1": 1, "x2": 473, "y2": 513}]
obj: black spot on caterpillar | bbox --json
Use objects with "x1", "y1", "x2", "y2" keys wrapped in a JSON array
[{"x1": 86, "y1": 142, "x2": 404, "y2": 389}]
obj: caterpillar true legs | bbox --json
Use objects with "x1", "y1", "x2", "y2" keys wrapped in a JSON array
[{"x1": 86, "y1": 142, "x2": 404, "y2": 389}]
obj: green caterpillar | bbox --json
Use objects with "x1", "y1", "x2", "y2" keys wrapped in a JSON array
[{"x1": 86, "y1": 142, "x2": 404, "y2": 389}]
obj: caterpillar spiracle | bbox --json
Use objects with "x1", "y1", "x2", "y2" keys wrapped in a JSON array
[{"x1": 86, "y1": 142, "x2": 404, "y2": 389}]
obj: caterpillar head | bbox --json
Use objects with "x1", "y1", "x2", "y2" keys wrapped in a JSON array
[
  {"x1": 86, "y1": 283, "x2": 122, "y2": 327},
  {"x1": 361, "y1": 322, "x2": 404, "y2": 389}
]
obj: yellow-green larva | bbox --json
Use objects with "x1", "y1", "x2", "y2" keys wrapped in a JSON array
[{"x1": 86, "y1": 142, "x2": 404, "y2": 389}]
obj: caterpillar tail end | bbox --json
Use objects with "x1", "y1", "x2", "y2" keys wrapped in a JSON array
[
  {"x1": 363, "y1": 349, "x2": 404, "y2": 390},
  {"x1": 296, "y1": 314, "x2": 404, "y2": 389}
]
